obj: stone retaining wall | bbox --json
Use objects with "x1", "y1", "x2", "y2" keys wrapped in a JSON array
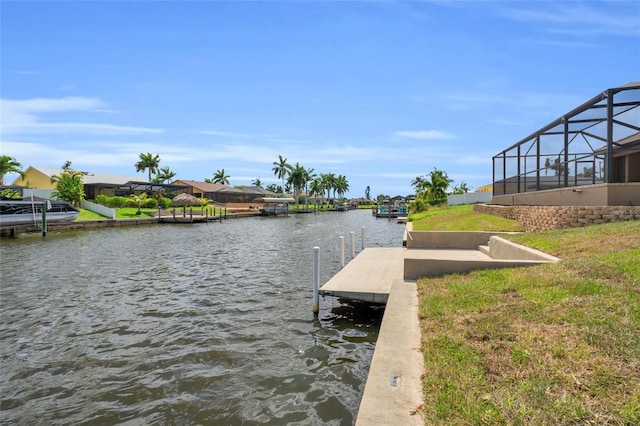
[{"x1": 474, "y1": 204, "x2": 640, "y2": 232}]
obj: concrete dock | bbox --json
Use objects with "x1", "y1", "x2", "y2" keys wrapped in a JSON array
[
  {"x1": 319, "y1": 232, "x2": 559, "y2": 424},
  {"x1": 319, "y1": 247, "x2": 405, "y2": 304},
  {"x1": 320, "y1": 248, "x2": 424, "y2": 424}
]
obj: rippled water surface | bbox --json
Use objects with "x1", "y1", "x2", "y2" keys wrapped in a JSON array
[{"x1": 0, "y1": 210, "x2": 404, "y2": 425}]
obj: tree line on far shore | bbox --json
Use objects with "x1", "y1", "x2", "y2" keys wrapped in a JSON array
[{"x1": 2, "y1": 153, "x2": 471, "y2": 213}]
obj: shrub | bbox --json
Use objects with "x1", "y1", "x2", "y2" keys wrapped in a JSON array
[
  {"x1": 410, "y1": 198, "x2": 429, "y2": 213},
  {"x1": 94, "y1": 195, "x2": 128, "y2": 207},
  {"x1": 95, "y1": 194, "x2": 109, "y2": 205},
  {"x1": 159, "y1": 197, "x2": 172, "y2": 209},
  {"x1": 143, "y1": 198, "x2": 158, "y2": 209}
]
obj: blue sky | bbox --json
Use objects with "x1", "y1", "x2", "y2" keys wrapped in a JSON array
[{"x1": 1, "y1": 1, "x2": 639, "y2": 198}]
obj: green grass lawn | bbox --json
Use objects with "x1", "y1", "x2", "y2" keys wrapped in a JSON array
[
  {"x1": 416, "y1": 219, "x2": 640, "y2": 425},
  {"x1": 410, "y1": 204, "x2": 523, "y2": 232},
  {"x1": 115, "y1": 208, "x2": 155, "y2": 219},
  {"x1": 75, "y1": 209, "x2": 107, "y2": 221},
  {"x1": 75, "y1": 207, "x2": 156, "y2": 221}
]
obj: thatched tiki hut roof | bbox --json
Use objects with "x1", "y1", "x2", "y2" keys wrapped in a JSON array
[{"x1": 171, "y1": 193, "x2": 199, "y2": 206}]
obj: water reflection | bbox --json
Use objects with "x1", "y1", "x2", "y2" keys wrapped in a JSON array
[{"x1": 0, "y1": 209, "x2": 404, "y2": 425}]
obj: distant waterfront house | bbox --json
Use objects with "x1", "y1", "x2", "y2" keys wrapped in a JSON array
[
  {"x1": 172, "y1": 180, "x2": 276, "y2": 204},
  {"x1": 492, "y1": 82, "x2": 640, "y2": 206},
  {"x1": 12, "y1": 166, "x2": 191, "y2": 199},
  {"x1": 348, "y1": 198, "x2": 371, "y2": 208}
]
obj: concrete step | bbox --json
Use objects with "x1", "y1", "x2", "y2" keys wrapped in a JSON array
[
  {"x1": 403, "y1": 248, "x2": 549, "y2": 280},
  {"x1": 478, "y1": 244, "x2": 491, "y2": 257}
]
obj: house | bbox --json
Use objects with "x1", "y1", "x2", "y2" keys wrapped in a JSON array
[
  {"x1": 172, "y1": 180, "x2": 275, "y2": 204},
  {"x1": 348, "y1": 198, "x2": 372, "y2": 208},
  {"x1": 12, "y1": 166, "x2": 190, "y2": 199},
  {"x1": 492, "y1": 82, "x2": 640, "y2": 206}
]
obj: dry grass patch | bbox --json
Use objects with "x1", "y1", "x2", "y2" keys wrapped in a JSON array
[{"x1": 418, "y1": 220, "x2": 640, "y2": 425}]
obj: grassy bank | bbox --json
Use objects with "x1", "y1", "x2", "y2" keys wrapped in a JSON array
[
  {"x1": 414, "y1": 217, "x2": 639, "y2": 424},
  {"x1": 411, "y1": 204, "x2": 523, "y2": 232}
]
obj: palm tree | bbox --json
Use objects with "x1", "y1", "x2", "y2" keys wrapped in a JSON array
[
  {"x1": 411, "y1": 175, "x2": 425, "y2": 194},
  {"x1": 212, "y1": 169, "x2": 230, "y2": 185},
  {"x1": 309, "y1": 178, "x2": 324, "y2": 211},
  {"x1": 153, "y1": 166, "x2": 176, "y2": 183},
  {"x1": 0, "y1": 155, "x2": 25, "y2": 186},
  {"x1": 287, "y1": 162, "x2": 306, "y2": 207},
  {"x1": 421, "y1": 168, "x2": 453, "y2": 201},
  {"x1": 335, "y1": 175, "x2": 349, "y2": 200},
  {"x1": 252, "y1": 178, "x2": 262, "y2": 187},
  {"x1": 51, "y1": 167, "x2": 85, "y2": 207},
  {"x1": 320, "y1": 173, "x2": 336, "y2": 206},
  {"x1": 303, "y1": 167, "x2": 316, "y2": 210},
  {"x1": 272, "y1": 155, "x2": 292, "y2": 198},
  {"x1": 135, "y1": 153, "x2": 161, "y2": 182},
  {"x1": 128, "y1": 192, "x2": 148, "y2": 215},
  {"x1": 265, "y1": 183, "x2": 281, "y2": 194}
]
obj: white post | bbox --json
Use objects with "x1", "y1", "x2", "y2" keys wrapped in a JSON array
[
  {"x1": 313, "y1": 247, "x2": 320, "y2": 314},
  {"x1": 339, "y1": 236, "x2": 345, "y2": 268},
  {"x1": 350, "y1": 231, "x2": 355, "y2": 258},
  {"x1": 361, "y1": 226, "x2": 366, "y2": 250}
]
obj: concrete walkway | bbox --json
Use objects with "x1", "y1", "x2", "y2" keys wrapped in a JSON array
[{"x1": 355, "y1": 279, "x2": 424, "y2": 425}]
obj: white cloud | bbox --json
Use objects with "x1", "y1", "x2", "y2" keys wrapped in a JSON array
[
  {"x1": 498, "y1": 3, "x2": 640, "y2": 38},
  {"x1": 393, "y1": 130, "x2": 457, "y2": 140},
  {"x1": 0, "y1": 97, "x2": 163, "y2": 136},
  {"x1": 454, "y1": 155, "x2": 492, "y2": 165}
]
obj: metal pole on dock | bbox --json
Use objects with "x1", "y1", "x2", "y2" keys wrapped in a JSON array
[
  {"x1": 312, "y1": 247, "x2": 320, "y2": 314},
  {"x1": 339, "y1": 236, "x2": 345, "y2": 268},
  {"x1": 41, "y1": 202, "x2": 47, "y2": 237},
  {"x1": 350, "y1": 231, "x2": 355, "y2": 258},
  {"x1": 361, "y1": 226, "x2": 366, "y2": 250}
]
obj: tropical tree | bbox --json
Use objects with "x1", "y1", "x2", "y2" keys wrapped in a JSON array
[
  {"x1": 418, "y1": 168, "x2": 453, "y2": 201},
  {"x1": 544, "y1": 157, "x2": 551, "y2": 176},
  {"x1": 212, "y1": 169, "x2": 230, "y2": 185},
  {"x1": 452, "y1": 181, "x2": 469, "y2": 194},
  {"x1": 0, "y1": 155, "x2": 25, "y2": 186},
  {"x1": 376, "y1": 193, "x2": 390, "y2": 203},
  {"x1": 272, "y1": 155, "x2": 292, "y2": 198},
  {"x1": 51, "y1": 163, "x2": 85, "y2": 206},
  {"x1": 309, "y1": 178, "x2": 324, "y2": 210},
  {"x1": 287, "y1": 162, "x2": 306, "y2": 207},
  {"x1": 266, "y1": 183, "x2": 281, "y2": 194},
  {"x1": 411, "y1": 175, "x2": 425, "y2": 193},
  {"x1": 153, "y1": 166, "x2": 176, "y2": 184},
  {"x1": 335, "y1": 175, "x2": 349, "y2": 200},
  {"x1": 320, "y1": 173, "x2": 336, "y2": 206},
  {"x1": 0, "y1": 188, "x2": 21, "y2": 199},
  {"x1": 252, "y1": 178, "x2": 262, "y2": 187},
  {"x1": 128, "y1": 192, "x2": 148, "y2": 215},
  {"x1": 304, "y1": 167, "x2": 316, "y2": 210},
  {"x1": 135, "y1": 152, "x2": 161, "y2": 182}
]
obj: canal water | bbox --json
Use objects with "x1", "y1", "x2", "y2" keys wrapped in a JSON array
[{"x1": 0, "y1": 209, "x2": 405, "y2": 425}]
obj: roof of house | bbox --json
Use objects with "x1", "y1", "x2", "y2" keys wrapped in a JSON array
[
  {"x1": 16, "y1": 166, "x2": 146, "y2": 185},
  {"x1": 172, "y1": 180, "x2": 232, "y2": 193},
  {"x1": 173, "y1": 180, "x2": 278, "y2": 196},
  {"x1": 594, "y1": 131, "x2": 640, "y2": 154}
]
